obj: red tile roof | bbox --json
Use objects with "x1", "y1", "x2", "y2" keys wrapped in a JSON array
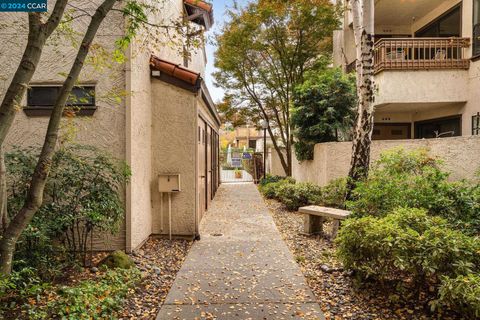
[
  {"x1": 150, "y1": 55, "x2": 201, "y2": 87},
  {"x1": 183, "y1": 0, "x2": 214, "y2": 29},
  {"x1": 184, "y1": 0, "x2": 212, "y2": 13}
]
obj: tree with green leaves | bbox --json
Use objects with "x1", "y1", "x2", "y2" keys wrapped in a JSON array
[
  {"x1": 0, "y1": 0, "x2": 202, "y2": 274},
  {"x1": 214, "y1": 0, "x2": 339, "y2": 176},
  {"x1": 291, "y1": 68, "x2": 356, "y2": 161}
]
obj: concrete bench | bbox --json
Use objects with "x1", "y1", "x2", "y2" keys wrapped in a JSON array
[{"x1": 298, "y1": 205, "x2": 351, "y2": 238}]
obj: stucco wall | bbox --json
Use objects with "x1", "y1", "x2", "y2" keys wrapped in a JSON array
[
  {"x1": 125, "y1": 0, "x2": 211, "y2": 249},
  {"x1": 464, "y1": 60, "x2": 480, "y2": 135},
  {"x1": 268, "y1": 148, "x2": 287, "y2": 177},
  {"x1": 286, "y1": 136, "x2": 480, "y2": 187},
  {"x1": 151, "y1": 80, "x2": 197, "y2": 236},
  {"x1": 126, "y1": 42, "x2": 154, "y2": 251},
  {"x1": 146, "y1": 0, "x2": 207, "y2": 76},
  {"x1": 374, "y1": 70, "x2": 469, "y2": 107},
  {"x1": 0, "y1": 0, "x2": 214, "y2": 251},
  {"x1": 0, "y1": 3, "x2": 128, "y2": 250}
]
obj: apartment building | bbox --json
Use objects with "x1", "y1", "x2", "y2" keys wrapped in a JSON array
[
  {"x1": 0, "y1": 0, "x2": 220, "y2": 251},
  {"x1": 334, "y1": 0, "x2": 480, "y2": 140}
]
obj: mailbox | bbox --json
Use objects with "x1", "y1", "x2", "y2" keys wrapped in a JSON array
[{"x1": 158, "y1": 174, "x2": 181, "y2": 193}]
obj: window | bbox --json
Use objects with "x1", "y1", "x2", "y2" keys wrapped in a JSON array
[
  {"x1": 414, "y1": 116, "x2": 461, "y2": 139},
  {"x1": 415, "y1": 5, "x2": 461, "y2": 38},
  {"x1": 372, "y1": 123, "x2": 411, "y2": 140},
  {"x1": 473, "y1": 113, "x2": 480, "y2": 135},
  {"x1": 474, "y1": 0, "x2": 480, "y2": 57},
  {"x1": 26, "y1": 85, "x2": 96, "y2": 116}
]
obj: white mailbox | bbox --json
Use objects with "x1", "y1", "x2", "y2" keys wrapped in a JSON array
[{"x1": 158, "y1": 174, "x2": 181, "y2": 193}]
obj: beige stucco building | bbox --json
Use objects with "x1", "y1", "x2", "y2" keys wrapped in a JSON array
[
  {"x1": 334, "y1": 0, "x2": 480, "y2": 140},
  {"x1": 222, "y1": 126, "x2": 270, "y2": 151},
  {"x1": 0, "y1": 0, "x2": 220, "y2": 251}
]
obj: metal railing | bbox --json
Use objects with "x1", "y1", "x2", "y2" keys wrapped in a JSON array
[{"x1": 374, "y1": 37, "x2": 470, "y2": 74}]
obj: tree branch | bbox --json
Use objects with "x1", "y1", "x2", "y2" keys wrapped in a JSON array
[{"x1": 45, "y1": 0, "x2": 69, "y2": 37}]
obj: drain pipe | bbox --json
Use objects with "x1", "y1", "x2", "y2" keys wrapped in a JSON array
[{"x1": 194, "y1": 97, "x2": 200, "y2": 241}]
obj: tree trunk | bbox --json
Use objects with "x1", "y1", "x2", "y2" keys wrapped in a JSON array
[
  {"x1": 0, "y1": 146, "x2": 8, "y2": 234},
  {"x1": 0, "y1": 0, "x2": 116, "y2": 275},
  {"x1": 0, "y1": 2, "x2": 68, "y2": 237},
  {"x1": 265, "y1": 122, "x2": 291, "y2": 176},
  {"x1": 0, "y1": 2, "x2": 68, "y2": 146},
  {"x1": 346, "y1": 0, "x2": 375, "y2": 199}
]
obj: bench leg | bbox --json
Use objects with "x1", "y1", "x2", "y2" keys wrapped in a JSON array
[
  {"x1": 304, "y1": 215, "x2": 324, "y2": 235},
  {"x1": 331, "y1": 220, "x2": 341, "y2": 239}
]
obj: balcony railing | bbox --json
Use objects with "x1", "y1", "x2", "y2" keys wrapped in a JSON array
[{"x1": 374, "y1": 37, "x2": 470, "y2": 74}]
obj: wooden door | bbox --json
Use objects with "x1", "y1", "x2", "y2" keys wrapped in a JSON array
[
  {"x1": 198, "y1": 120, "x2": 206, "y2": 220},
  {"x1": 206, "y1": 125, "x2": 212, "y2": 208}
]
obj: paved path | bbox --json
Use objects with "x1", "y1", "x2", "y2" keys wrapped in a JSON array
[{"x1": 157, "y1": 183, "x2": 324, "y2": 320}]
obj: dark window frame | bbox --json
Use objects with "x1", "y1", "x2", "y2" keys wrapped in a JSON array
[
  {"x1": 372, "y1": 122, "x2": 412, "y2": 140},
  {"x1": 473, "y1": 0, "x2": 480, "y2": 59},
  {"x1": 414, "y1": 115, "x2": 462, "y2": 139},
  {"x1": 473, "y1": 112, "x2": 480, "y2": 135},
  {"x1": 415, "y1": 4, "x2": 462, "y2": 38},
  {"x1": 25, "y1": 85, "x2": 97, "y2": 117},
  {"x1": 248, "y1": 139, "x2": 257, "y2": 149}
]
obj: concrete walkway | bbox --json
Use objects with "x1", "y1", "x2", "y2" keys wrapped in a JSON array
[{"x1": 157, "y1": 183, "x2": 324, "y2": 320}]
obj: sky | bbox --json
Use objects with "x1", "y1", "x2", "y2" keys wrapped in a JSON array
[{"x1": 204, "y1": 0, "x2": 249, "y2": 103}]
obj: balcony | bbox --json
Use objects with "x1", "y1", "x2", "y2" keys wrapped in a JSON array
[
  {"x1": 374, "y1": 37, "x2": 471, "y2": 74},
  {"x1": 373, "y1": 37, "x2": 470, "y2": 109}
]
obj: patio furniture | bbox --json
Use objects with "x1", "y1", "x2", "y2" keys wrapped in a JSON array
[
  {"x1": 298, "y1": 205, "x2": 351, "y2": 238},
  {"x1": 386, "y1": 48, "x2": 405, "y2": 61}
]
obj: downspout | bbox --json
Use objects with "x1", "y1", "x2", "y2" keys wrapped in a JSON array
[
  {"x1": 125, "y1": 40, "x2": 133, "y2": 252},
  {"x1": 194, "y1": 93, "x2": 200, "y2": 240}
]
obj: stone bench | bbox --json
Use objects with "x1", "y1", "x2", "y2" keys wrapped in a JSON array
[{"x1": 298, "y1": 205, "x2": 351, "y2": 238}]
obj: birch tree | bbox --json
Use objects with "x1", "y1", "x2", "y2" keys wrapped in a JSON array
[
  {"x1": 346, "y1": 0, "x2": 375, "y2": 197},
  {"x1": 0, "y1": 0, "x2": 122, "y2": 275},
  {"x1": 0, "y1": 1, "x2": 69, "y2": 233}
]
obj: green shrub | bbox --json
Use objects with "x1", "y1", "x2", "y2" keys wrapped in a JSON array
[
  {"x1": 28, "y1": 268, "x2": 140, "y2": 319},
  {"x1": 259, "y1": 182, "x2": 278, "y2": 199},
  {"x1": 7, "y1": 145, "x2": 131, "y2": 268},
  {"x1": 259, "y1": 174, "x2": 287, "y2": 186},
  {"x1": 436, "y1": 274, "x2": 480, "y2": 318},
  {"x1": 347, "y1": 148, "x2": 480, "y2": 235},
  {"x1": 384, "y1": 207, "x2": 447, "y2": 233},
  {"x1": 0, "y1": 267, "x2": 52, "y2": 319},
  {"x1": 336, "y1": 208, "x2": 480, "y2": 283},
  {"x1": 440, "y1": 181, "x2": 480, "y2": 235},
  {"x1": 275, "y1": 182, "x2": 322, "y2": 211},
  {"x1": 258, "y1": 177, "x2": 295, "y2": 199},
  {"x1": 319, "y1": 178, "x2": 347, "y2": 208},
  {"x1": 347, "y1": 148, "x2": 448, "y2": 218},
  {"x1": 418, "y1": 226, "x2": 480, "y2": 278},
  {"x1": 336, "y1": 213, "x2": 405, "y2": 280},
  {"x1": 0, "y1": 267, "x2": 50, "y2": 300}
]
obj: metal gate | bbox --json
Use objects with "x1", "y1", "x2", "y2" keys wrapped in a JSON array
[{"x1": 220, "y1": 149, "x2": 265, "y2": 183}]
